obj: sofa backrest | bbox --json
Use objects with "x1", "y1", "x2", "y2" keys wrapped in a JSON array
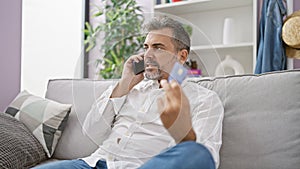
[
  {"x1": 46, "y1": 79, "x2": 117, "y2": 159},
  {"x1": 46, "y1": 70, "x2": 300, "y2": 169},
  {"x1": 188, "y1": 69, "x2": 300, "y2": 169}
]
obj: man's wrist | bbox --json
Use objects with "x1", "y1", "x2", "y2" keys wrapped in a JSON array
[
  {"x1": 110, "y1": 80, "x2": 131, "y2": 98},
  {"x1": 180, "y1": 129, "x2": 196, "y2": 143}
]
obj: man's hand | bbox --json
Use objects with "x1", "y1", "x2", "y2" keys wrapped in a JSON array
[
  {"x1": 158, "y1": 79, "x2": 196, "y2": 143},
  {"x1": 111, "y1": 54, "x2": 144, "y2": 98}
]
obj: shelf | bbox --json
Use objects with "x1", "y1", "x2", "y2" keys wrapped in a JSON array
[
  {"x1": 153, "y1": 0, "x2": 257, "y2": 76},
  {"x1": 190, "y1": 42, "x2": 253, "y2": 51},
  {"x1": 154, "y1": 0, "x2": 253, "y2": 15},
  {"x1": 155, "y1": 0, "x2": 210, "y2": 9}
]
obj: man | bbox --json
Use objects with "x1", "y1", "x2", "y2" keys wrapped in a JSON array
[{"x1": 33, "y1": 17, "x2": 224, "y2": 169}]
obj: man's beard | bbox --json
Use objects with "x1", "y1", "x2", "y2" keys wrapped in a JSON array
[{"x1": 144, "y1": 60, "x2": 162, "y2": 80}]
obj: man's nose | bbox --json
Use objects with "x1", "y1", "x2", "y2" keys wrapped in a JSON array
[{"x1": 144, "y1": 48, "x2": 155, "y2": 59}]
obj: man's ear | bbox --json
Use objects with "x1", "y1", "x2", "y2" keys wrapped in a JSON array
[{"x1": 177, "y1": 49, "x2": 188, "y2": 64}]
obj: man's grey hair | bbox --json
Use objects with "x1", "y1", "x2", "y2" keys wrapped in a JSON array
[{"x1": 143, "y1": 16, "x2": 191, "y2": 54}]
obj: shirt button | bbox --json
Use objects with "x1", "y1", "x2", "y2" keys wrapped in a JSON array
[
  {"x1": 108, "y1": 155, "x2": 113, "y2": 161},
  {"x1": 139, "y1": 108, "x2": 146, "y2": 113},
  {"x1": 125, "y1": 132, "x2": 130, "y2": 136}
]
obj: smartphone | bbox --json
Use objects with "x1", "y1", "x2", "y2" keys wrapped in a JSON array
[
  {"x1": 168, "y1": 62, "x2": 188, "y2": 84},
  {"x1": 133, "y1": 60, "x2": 145, "y2": 75}
]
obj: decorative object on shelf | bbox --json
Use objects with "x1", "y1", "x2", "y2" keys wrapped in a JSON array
[
  {"x1": 214, "y1": 55, "x2": 245, "y2": 76},
  {"x1": 282, "y1": 10, "x2": 300, "y2": 59},
  {"x1": 186, "y1": 59, "x2": 201, "y2": 77},
  {"x1": 187, "y1": 69, "x2": 202, "y2": 77},
  {"x1": 157, "y1": 0, "x2": 172, "y2": 4},
  {"x1": 222, "y1": 17, "x2": 236, "y2": 45}
]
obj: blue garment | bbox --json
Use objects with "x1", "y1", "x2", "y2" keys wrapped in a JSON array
[
  {"x1": 31, "y1": 159, "x2": 107, "y2": 169},
  {"x1": 139, "y1": 141, "x2": 215, "y2": 169},
  {"x1": 255, "y1": 0, "x2": 287, "y2": 74},
  {"x1": 32, "y1": 142, "x2": 215, "y2": 169}
]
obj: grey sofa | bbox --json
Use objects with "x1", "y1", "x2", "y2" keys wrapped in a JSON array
[{"x1": 43, "y1": 69, "x2": 300, "y2": 169}]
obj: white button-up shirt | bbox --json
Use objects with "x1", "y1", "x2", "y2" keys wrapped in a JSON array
[{"x1": 82, "y1": 79, "x2": 224, "y2": 169}]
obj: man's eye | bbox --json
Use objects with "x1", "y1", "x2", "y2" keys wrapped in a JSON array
[{"x1": 155, "y1": 47, "x2": 163, "y2": 51}]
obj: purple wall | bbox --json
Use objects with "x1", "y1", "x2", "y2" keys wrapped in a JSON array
[{"x1": 0, "y1": 0, "x2": 22, "y2": 112}]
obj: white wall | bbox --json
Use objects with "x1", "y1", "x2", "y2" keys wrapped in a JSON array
[{"x1": 21, "y1": 0, "x2": 84, "y2": 96}]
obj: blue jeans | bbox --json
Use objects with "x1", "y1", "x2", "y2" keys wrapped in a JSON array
[
  {"x1": 32, "y1": 159, "x2": 107, "y2": 169},
  {"x1": 33, "y1": 141, "x2": 215, "y2": 169}
]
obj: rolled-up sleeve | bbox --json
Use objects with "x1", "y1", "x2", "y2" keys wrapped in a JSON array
[{"x1": 82, "y1": 83, "x2": 127, "y2": 145}]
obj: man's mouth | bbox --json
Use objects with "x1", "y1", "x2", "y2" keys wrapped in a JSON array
[
  {"x1": 145, "y1": 61, "x2": 159, "y2": 71},
  {"x1": 146, "y1": 64, "x2": 158, "y2": 70},
  {"x1": 144, "y1": 60, "x2": 162, "y2": 80}
]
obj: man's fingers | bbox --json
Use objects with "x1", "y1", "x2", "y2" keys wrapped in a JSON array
[
  {"x1": 169, "y1": 80, "x2": 180, "y2": 91},
  {"x1": 132, "y1": 56, "x2": 140, "y2": 63},
  {"x1": 161, "y1": 79, "x2": 181, "y2": 98},
  {"x1": 128, "y1": 53, "x2": 144, "y2": 64},
  {"x1": 157, "y1": 97, "x2": 165, "y2": 114},
  {"x1": 160, "y1": 79, "x2": 170, "y2": 91},
  {"x1": 137, "y1": 53, "x2": 144, "y2": 61}
]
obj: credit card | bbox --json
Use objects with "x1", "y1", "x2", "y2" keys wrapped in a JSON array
[{"x1": 168, "y1": 62, "x2": 188, "y2": 84}]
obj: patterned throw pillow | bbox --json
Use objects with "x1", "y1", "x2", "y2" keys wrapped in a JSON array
[{"x1": 5, "y1": 90, "x2": 71, "y2": 157}]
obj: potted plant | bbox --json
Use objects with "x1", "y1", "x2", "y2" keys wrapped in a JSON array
[{"x1": 84, "y1": 0, "x2": 145, "y2": 79}]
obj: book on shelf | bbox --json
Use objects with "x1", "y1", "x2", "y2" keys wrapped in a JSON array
[
  {"x1": 156, "y1": 0, "x2": 184, "y2": 5},
  {"x1": 187, "y1": 69, "x2": 202, "y2": 77}
]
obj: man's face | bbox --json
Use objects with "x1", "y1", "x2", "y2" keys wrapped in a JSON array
[{"x1": 143, "y1": 28, "x2": 179, "y2": 80}]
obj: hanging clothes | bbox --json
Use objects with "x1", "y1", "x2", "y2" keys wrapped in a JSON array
[{"x1": 255, "y1": 0, "x2": 287, "y2": 74}]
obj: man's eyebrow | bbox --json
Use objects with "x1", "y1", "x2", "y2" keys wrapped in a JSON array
[
  {"x1": 143, "y1": 43, "x2": 166, "y2": 48},
  {"x1": 152, "y1": 43, "x2": 165, "y2": 47}
]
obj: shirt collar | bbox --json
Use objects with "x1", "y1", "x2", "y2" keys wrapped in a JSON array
[
  {"x1": 133, "y1": 78, "x2": 160, "y2": 92},
  {"x1": 133, "y1": 78, "x2": 190, "y2": 92}
]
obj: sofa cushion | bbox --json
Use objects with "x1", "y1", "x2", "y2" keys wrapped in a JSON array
[
  {"x1": 189, "y1": 69, "x2": 300, "y2": 169},
  {"x1": 0, "y1": 112, "x2": 47, "y2": 168},
  {"x1": 45, "y1": 79, "x2": 117, "y2": 159},
  {"x1": 5, "y1": 90, "x2": 71, "y2": 158}
]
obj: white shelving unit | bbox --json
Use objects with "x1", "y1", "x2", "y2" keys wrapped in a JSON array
[{"x1": 153, "y1": 0, "x2": 257, "y2": 76}]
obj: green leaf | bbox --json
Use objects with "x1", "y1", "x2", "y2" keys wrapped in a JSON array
[
  {"x1": 85, "y1": 22, "x2": 92, "y2": 32},
  {"x1": 84, "y1": 29, "x2": 90, "y2": 36},
  {"x1": 86, "y1": 42, "x2": 95, "y2": 52},
  {"x1": 104, "y1": 58, "x2": 113, "y2": 65},
  {"x1": 93, "y1": 10, "x2": 103, "y2": 17},
  {"x1": 110, "y1": 50, "x2": 120, "y2": 64}
]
